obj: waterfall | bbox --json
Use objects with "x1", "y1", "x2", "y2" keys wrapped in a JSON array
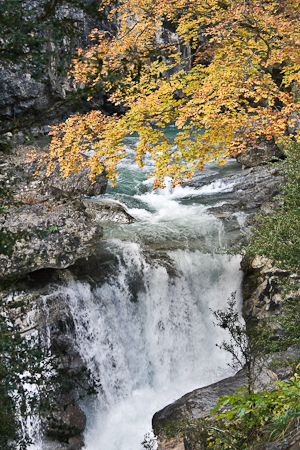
[
  {"x1": 31, "y1": 129, "x2": 246, "y2": 449},
  {"x1": 58, "y1": 241, "x2": 242, "y2": 450}
]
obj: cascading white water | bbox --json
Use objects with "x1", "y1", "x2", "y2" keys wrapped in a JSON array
[
  {"x1": 63, "y1": 243, "x2": 242, "y2": 450},
  {"x1": 32, "y1": 128, "x2": 247, "y2": 449}
]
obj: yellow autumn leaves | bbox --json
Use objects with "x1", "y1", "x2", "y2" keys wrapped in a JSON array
[{"x1": 39, "y1": 0, "x2": 300, "y2": 188}]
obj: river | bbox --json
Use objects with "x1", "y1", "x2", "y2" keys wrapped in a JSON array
[{"x1": 34, "y1": 128, "x2": 246, "y2": 450}]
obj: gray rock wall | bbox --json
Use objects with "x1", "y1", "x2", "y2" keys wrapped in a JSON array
[
  {"x1": 0, "y1": 144, "x2": 108, "y2": 279},
  {"x1": 242, "y1": 255, "x2": 300, "y2": 336},
  {"x1": 0, "y1": 4, "x2": 114, "y2": 140}
]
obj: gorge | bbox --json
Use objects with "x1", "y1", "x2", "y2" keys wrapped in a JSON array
[
  {"x1": 36, "y1": 132, "x2": 245, "y2": 450},
  {"x1": 0, "y1": 127, "x2": 284, "y2": 450},
  {"x1": 2, "y1": 2, "x2": 300, "y2": 449}
]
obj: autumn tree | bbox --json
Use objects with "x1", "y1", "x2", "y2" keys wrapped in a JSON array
[{"x1": 39, "y1": 0, "x2": 300, "y2": 188}]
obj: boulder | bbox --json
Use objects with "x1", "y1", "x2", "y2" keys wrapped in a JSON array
[
  {"x1": 0, "y1": 144, "x2": 109, "y2": 279},
  {"x1": 67, "y1": 436, "x2": 85, "y2": 450},
  {"x1": 0, "y1": 200, "x2": 103, "y2": 278},
  {"x1": 153, "y1": 368, "x2": 275, "y2": 450},
  {"x1": 41, "y1": 167, "x2": 107, "y2": 199},
  {"x1": 83, "y1": 200, "x2": 135, "y2": 223},
  {"x1": 153, "y1": 370, "x2": 248, "y2": 439},
  {"x1": 236, "y1": 137, "x2": 285, "y2": 168}
]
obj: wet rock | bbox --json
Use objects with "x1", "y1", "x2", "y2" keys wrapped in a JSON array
[
  {"x1": 184, "y1": 164, "x2": 283, "y2": 216},
  {"x1": 208, "y1": 201, "x2": 247, "y2": 215},
  {"x1": 83, "y1": 200, "x2": 135, "y2": 223},
  {"x1": 153, "y1": 370, "x2": 248, "y2": 437},
  {"x1": 236, "y1": 137, "x2": 285, "y2": 168},
  {"x1": 32, "y1": 436, "x2": 85, "y2": 450},
  {"x1": 48, "y1": 394, "x2": 86, "y2": 443},
  {"x1": 68, "y1": 436, "x2": 85, "y2": 450},
  {"x1": 152, "y1": 368, "x2": 280, "y2": 450},
  {"x1": 153, "y1": 364, "x2": 279, "y2": 450}
]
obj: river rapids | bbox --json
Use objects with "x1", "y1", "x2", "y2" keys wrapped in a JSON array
[{"x1": 32, "y1": 128, "x2": 247, "y2": 450}]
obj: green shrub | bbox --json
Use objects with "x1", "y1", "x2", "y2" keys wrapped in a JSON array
[
  {"x1": 209, "y1": 368, "x2": 300, "y2": 449},
  {"x1": 246, "y1": 139, "x2": 300, "y2": 273}
]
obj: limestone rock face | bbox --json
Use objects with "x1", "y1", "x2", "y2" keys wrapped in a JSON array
[
  {"x1": 0, "y1": 145, "x2": 107, "y2": 279},
  {"x1": 0, "y1": 4, "x2": 109, "y2": 137},
  {"x1": 0, "y1": 201, "x2": 103, "y2": 278},
  {"x1": 184, "y1": 163, "x2": 283, "y2": 215},
  {"x1": 0, "y1": 69, "x2": 49, "y2": 120},
  {"x1": 236, "y1": 137, "x2": 285, "y2": 167},
  {"x1": 6, "y1": 145, "x2": 107, "y2": 202},
  {"x1": 241, "y1": 255, "x2": 299, "y2": 332}
]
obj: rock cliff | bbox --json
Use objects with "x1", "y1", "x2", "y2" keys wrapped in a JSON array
[
  {"x1": 152, "y1": 153, "x2": 300, "y2": 450},
  {"x1": 0, "y1": 145, "x2": 107, "y2": 280}
]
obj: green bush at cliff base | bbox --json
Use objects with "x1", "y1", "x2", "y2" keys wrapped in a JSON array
[
  {"x1": 207, "y1": 367, "x2": 300, "y2": 449},
  {"x1": 204, "y1": 140, "x2": 300, "y2": 450},
  {"x1": 246, "y1": 139, "x2": 300, "y2": 274}
]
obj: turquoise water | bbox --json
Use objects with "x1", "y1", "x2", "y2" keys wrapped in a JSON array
[{"x1": 33, "y1": 127, "x2": 245, "y2": 450}]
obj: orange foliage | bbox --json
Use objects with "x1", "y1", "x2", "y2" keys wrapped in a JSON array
[{"x1": 40, "y1": 0, "x2": 300, "y2": 188}]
